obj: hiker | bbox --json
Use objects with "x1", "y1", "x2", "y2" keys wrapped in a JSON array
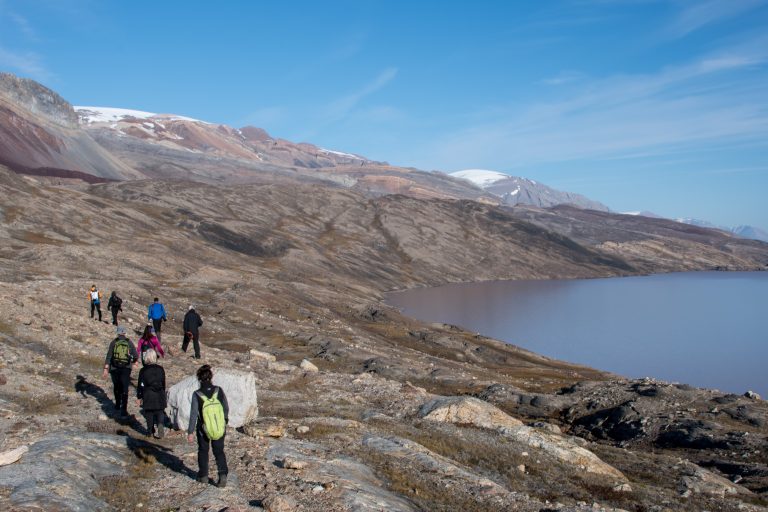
[
  {"x1": 107, "y1": 291, "x2": 123, "y2": 326},
  {"x1": 89, "y1": 284, "x2": 102, "y2": 321},
  {"x1": 136, "y1": 348, "x2": 166, "y2": 439},
  {"x1": 137, "y1": 325, "x2": 165, "y2": 365},
  {"x1": 102, "y1": 326, "x2": 138, "y2": 418},
  {"x1": 147, "y1": 297, "x2": 167, "y2": 340},
  {"x1": 187, "y1": 364, "x2": 229, "y2": 487},
  {"x1": 182, "y1": 305, "x2": 204, "y2": 359}
]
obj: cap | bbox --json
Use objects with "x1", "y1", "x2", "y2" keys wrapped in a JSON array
[
  {"x1": 189, "y1": 305, "x2": 194, "y2": 311},
  {"x1": 116, "y1": 326, "x2": 127, "y2": 335}
]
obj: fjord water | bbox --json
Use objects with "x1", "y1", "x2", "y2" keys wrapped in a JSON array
[{"x1": 388, "y1": 272, "x2": 768, "y2": 396}]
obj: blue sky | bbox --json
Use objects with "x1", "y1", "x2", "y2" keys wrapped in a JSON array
[{"x1": 1, "y1": 0, "x2": 767, "y2": 229}]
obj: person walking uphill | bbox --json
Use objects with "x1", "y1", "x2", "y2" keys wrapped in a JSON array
[
  {"x1": 103, "y1": 326, "x2": 138, "y2": 418},
  {"x1": 138, "y1": 325, "x2": 165, "y2": 365},
  {"x1": 147, "y1": 297, "x2": 167, "y2": 340},
  {"x1": 136, "y1": 348, "x2": 166, "y2": 439},
  {"x1": 187, "y1": 365, "x2": 229, "y2": 487},
  {"x1": 107, "y1": 291, "x2": 123, "y2": 326},
  {"x1": 183, "y1": 305, "x2": 203, "y2": 359},
  {"x1": 89, "y1": 285, "x2": 102, "y2": 322}
]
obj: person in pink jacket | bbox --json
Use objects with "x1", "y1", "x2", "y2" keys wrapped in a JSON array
[{"x1": 137, "y1": 325, "x2": 165, "y2": 365}]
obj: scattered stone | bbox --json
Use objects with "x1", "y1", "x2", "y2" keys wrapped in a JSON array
[
  {"x1": 530, "y1": 421, "x2": 562, "y2": 434},
  {"x1": 167, "y1": 368, "x2": 259, "y2": 430},
  {"x1": 312, "y1": 484, "x2": 324, "y2": 493},
  {"x1": 299, "y1": 358, "x2": 319, "y2": 372},
  {"x1": 267, "y1": 361, "x2": 296, "y2": 373},
  {"x1": 419, "y1": 396, "x2": 524, "y2": 430},
  {"x1": 243, "y1": 417, "x2": 286, "y2": 438},
  {"x1": 613, "y1": 483, "x2": 633, "y2": 492},
  {"x1": 678, "y1": 464, "x2": 743, "y2": 497},
  {"x1": 281, "y1": 456, "x2": 308, "y2": 470},
  {"x1": 517, "y1": 464, "x2": 526, "y2": 473},
  {"x1": 0, "y1": 445, "x2": 28, "y2": 466},
  {"x1": 249, "y1": 349, "x2": 276, "y2": 363},
  {"x1": 296, "y1": 425, "x2": 310, "y2": 434},
  {"x1": 263, "y1": 494, "x2": 297, "y2": 512},
  {"x1": 744, "y1": 391, "x2": 761, "y2": 400},
  {"x1": 98, "y1": 414, "x2": 108, "y2": 421}
]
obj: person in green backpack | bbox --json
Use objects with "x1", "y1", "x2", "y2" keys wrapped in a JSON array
[
  {"x1": 187, "y1": 364, "x2": 229, "y2": 487},
  {"x1": 102, "y1": 325, "x2": 138, "y2": 418}
]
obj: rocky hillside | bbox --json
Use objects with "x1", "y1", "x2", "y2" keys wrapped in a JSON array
[{"x1": 1, "y1": 166, "x2": 768, "y2": 511}]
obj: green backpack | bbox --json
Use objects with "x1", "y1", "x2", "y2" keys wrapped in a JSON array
[
  {"x1": 111, "y1": 338, "x2": 132, "y2": 368},
  {"x1": 197, "y1": 388, "x2": 226, "y2": 440}
]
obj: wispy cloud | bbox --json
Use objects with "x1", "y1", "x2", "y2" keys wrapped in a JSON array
[
  {"x1": 321, "y1": 67, "x2": 398, "y2": 124},
  {"x1": 667, "y1": 0, "x2": 767, "y2": 38},
  {"x1": 415, "y1": 36, "x2": 768, "y2": 171},
  {"x1": 8, "y1": 11, "x2": 39, "y2": 41},
  {"x1": 0, "y1": 46, "x2": 51, "y2": 81},
  {"x1": 541, "y1": 71, "x2": 585, "y2": 86}
]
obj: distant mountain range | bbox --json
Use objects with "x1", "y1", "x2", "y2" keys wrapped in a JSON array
[{"x1": 622, "y1": 212, "x2": 768, "y2": 243}]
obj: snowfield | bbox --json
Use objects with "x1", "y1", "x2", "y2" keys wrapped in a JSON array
[{"x1": 450, "y1": 169, "x2": 510, "y2": 187}]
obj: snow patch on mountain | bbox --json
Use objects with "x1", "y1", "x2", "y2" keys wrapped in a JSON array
[
  {"x1": 75, "y1": 106, "x2": 206, "y2": 124},
  {"x1": 451, "y1": 169, "x2": 510, "y2": 187},
  {"x1": 319, "y1": 148, "x2": 364, "y2": 160}
]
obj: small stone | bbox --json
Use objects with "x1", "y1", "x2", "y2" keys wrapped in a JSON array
[
  {"x1": 296, "y1": 425, "x2": 310, "y2": 434},
  {"x1": 613, "y1": 483, "x2": 633, "y2": 492},
  {"x1": 263, "y1": 494, "x2": 297, "y2": 512},
  {"x1": 0, "y1": 374, "x2": 6, "y2": 386},
  {"x1": 312, "y1": 485, "x2": 324, "y2": 493},
  {"x1": 521, "y1": 451, "x2": 529, "y2": 457},
  {"x1": 299, "y1": 359, "x2": 319, "y2": 372},
  {"x1": 0, "y1": 445, "x2": 28, "y2": 466},
  {"x1": 517, "y1": 464, "x2": 526, "y2": 473},
  {"x1": 744, "y1": 390, "x2": 761, "y2": 400},
  {"x1": 249, "y1": 349, "x2": 277, "y2": 362},
  {"x1": 98, "y1": 414, "x2": 108, "y2": 421},
  {"x1": 732, "y1": 475, "x2": 743, "y2": 484},
  {"x1": 282, "y1": 456, "x2": 307, "y2": 470}
]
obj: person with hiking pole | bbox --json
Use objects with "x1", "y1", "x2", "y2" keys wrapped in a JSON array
[
  {"x1": 187, "y1": 364, "x2": 229, "y2": 487},
  {"x1": 147, "y1": 297, "x2": 167, "y2": 341},
  {"x1": 107, "y1": 290, "x2": 123, "y2": 326},
  {"x1": 102, "y1": 325, "x2": 138, "y2": 418}
]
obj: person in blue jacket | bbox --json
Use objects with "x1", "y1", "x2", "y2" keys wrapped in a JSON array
[{"x1": 147, "y1": 297, "x2": 167, "y2": 340}]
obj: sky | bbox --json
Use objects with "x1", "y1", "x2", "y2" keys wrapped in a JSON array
[{"x1": 1, "y1": 0, "x2": 767, "y2": 229}]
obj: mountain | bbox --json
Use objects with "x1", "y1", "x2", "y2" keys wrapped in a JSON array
[
  {"x1": 676, "y1": 217, "x2": 768, "y2": 243},
  {"x1": 450, "y1": 169, "x2": 611, "y2": 211}
]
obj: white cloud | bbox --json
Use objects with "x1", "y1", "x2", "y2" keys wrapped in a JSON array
[
  {"x1": 413, "y1": 37, "x2": 768, "y2": 170},
  {"x1": 668, "y1": 0, "x2": 767, "y2": 38},
  {"x1": 322, "y1": 67, "x2": 398, "y2": 123}
]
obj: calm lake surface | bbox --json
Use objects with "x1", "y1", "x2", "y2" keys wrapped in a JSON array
[{"x1": 387, "y1": 272, "x2": 768, "y2": 396}]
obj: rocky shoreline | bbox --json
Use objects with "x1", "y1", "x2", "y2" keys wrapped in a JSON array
[{"x1": 1, "y1": 167, "x2": 768, "y2": 511}]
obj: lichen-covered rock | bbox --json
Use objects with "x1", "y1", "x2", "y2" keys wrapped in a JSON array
[
  {"x1": 167, "y1": 368, "x2": 258, "y2": 430},
  {"x1": 419, "y1": 396, "x2": 524, "y2": 430}
]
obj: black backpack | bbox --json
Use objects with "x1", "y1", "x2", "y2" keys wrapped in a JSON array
[{"x1": 112, "y1": 296, "x2": 123, "y2": 309}]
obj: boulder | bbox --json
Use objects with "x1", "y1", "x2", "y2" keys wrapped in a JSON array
[
  {"x1": 167, "y1": 368, "x2": 258, "y2": 430},
  {"x1": 418, "y1": 396, "x2": 523, "y2": 430},
  {"x1": 263, "y1": 494, "x2": 297, "y2": 512},
  {"x1": 0, "y1": 445, "x2": 28, "y2": 466},
  {"x1": 299, "y1": 358, "x2": 319, "y2": 372},
  {"x1": 249, "y1": 349, "x2": 276, "y2": 362}
]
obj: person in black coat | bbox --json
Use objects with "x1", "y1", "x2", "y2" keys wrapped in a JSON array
[
  {"x1": 187, "y1": 364, "x2": 229, "y2": 487},
  {"x1": 182, "y1": 305, "x2": 204, "y2": 359},
  {"x1": 136, "y1": 348, "x2": 167, "y2": 438},
  {"x1": 107, "y1": 291, "x2": 123, "y2": 326}
]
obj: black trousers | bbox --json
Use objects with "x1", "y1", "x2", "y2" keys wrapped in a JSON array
[
  {"x1": 109, "y1": 367, "x2": 131, "y2": 414},
  {"x1": 91, "y1": 301, "x2": 102, "y2": 321},
  {"x1": 182, "y1": 332, "x2": 201, "y2": 358},
  {"x1": 111, "y1": 307, "x2": 120, "y2": 326},
  {"x1": 152, "y1": 318, "x2": 163, "y2": 340},
  {"x1": 144, "y1": 409, "x2": 165, "y2": 437},
  {"x1": 196, "y1": 428, "x2": 227, "y2": 478}
]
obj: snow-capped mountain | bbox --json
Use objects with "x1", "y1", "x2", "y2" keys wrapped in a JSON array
[{"x1": 450, "y1": 169, "x2": 610, "y2": 212}]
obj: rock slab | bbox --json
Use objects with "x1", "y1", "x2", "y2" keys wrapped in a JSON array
[{"x1": 167, "y1": 368, "x2": 259, "y2": 430}]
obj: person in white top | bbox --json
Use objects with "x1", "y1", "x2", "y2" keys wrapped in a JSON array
[{"x1": 89, "y1": 284, "x2": 102, "y2": 321}]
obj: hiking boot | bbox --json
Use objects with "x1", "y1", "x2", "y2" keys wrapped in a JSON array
[
  {"x1": 216, "y1": 474, "x2": 227, "y2": 488},
  {"x1": 197, "y1": 476, "x2": 209, "y2": 484}
]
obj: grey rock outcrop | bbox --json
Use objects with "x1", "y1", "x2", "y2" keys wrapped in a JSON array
[
  {"x1": 0, "y1": 431, "x2": 130, "y2": 511},
  {"x1": 0, "y1": 72, "x2": 78, "y2": 128},
  {"x1": 167, "y1": 368, "x2": 258, "y2": 430},
  {"x1": 418, "y1": 396, "x2": 524, "y2": 430}
]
